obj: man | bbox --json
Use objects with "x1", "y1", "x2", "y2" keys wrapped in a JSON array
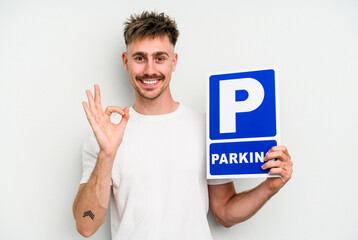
[{"x1": 73, "y1": 11, "x2": 293, "y2": 239}]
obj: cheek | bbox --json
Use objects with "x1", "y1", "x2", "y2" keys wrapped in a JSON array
[
  {"x1": 159, "y1": 63, "x2": 174, "y2": 75},
  {"x1": 128, "y1": 64, "x2": 141, "y2": 75}
]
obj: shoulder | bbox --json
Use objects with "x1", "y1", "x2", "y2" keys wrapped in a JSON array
[
  {"x1": 178, "y1": 104, "x2": 205, "y2": 132},
  {"x1": 180, "y1": 104, "x2": 205, "y2": 120}
]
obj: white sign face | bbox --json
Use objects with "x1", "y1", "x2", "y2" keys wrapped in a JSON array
[{"x1": 207, "y1": 68, "x2": 280, "y2": 179}]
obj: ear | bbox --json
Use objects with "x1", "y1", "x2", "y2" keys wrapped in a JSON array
[
  {"x1": 172, "y1": 53, "x2": 178, "y2": 72},
  {"x1": 122, "y1": 52, "x2": 129, "y2": 71}
]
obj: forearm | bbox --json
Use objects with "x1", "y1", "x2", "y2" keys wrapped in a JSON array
[
  {"x1": 220, "y1": 180, "x2": 276, "y2": 227},
  {"x1": 210, "y1": 146, "x2": 292, "y2": 228},
  {"x1": 73, "y1": 151, "x2": 115, "y2": 237}
]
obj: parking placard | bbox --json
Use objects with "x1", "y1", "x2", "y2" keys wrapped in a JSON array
[{"x1": 207, "y1": 68, "x2": 280, "y2": 178}]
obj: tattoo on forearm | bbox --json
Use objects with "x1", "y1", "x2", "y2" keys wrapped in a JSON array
[{"x1": 83, "y1": 210, "x2": 95, "y2": 220}]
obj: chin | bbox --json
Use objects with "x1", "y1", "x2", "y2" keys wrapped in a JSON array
[{"x1": 139, "y1": 92, "x2": 162, "y2": 100}]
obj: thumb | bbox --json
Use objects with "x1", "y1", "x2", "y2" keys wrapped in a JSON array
[{"x1": 118, "y1": 107, "x2": 130, "y2": 127}]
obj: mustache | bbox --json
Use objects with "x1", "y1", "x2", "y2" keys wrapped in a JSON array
[{"x1": 135, "y1": 74, "x2": 165, "y2": 81}]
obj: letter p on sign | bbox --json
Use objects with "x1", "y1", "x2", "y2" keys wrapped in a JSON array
[{"x1": 219, "y1": 78, "x2": 264, "y2": 133}]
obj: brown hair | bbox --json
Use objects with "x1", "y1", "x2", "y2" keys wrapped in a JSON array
[{"x1": 123, "y1": 11, "x2": 179, "y2": 46}]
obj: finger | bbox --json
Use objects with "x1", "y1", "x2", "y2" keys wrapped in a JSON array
[
  {"x1": 119, "y1": 107, "x2": 130, "y2": 125},
  {"x1": 261, "y1": 159, "x2": 282, "y2": 171},
  {"x1": 264, "y1": 150, "x2": 289, "y2": 162},
  {"x1": 104, "y1": 106, "x2": 125, "y2": 117},
  {"x1": 268, "y1": 146, "x2": 290, "y2": 157},
  {"x1": 94, "y1": 84, "x2": 102, "y2": 109},
  {"x1": 269, "y1": 165, "x2": 293, "y2": 180},
  {"x1": 82, "y1": 101, "x2": 95, "y2": 125},
  {"x1": 86, "y1": 89, "x2": 96, "y2": 113},
  {"x1": 268, "y1": 167, "x2": 284, "y2": 176},
  {"x1": 270, "y1": 146, "x2": 287, "y2": 151},
  {"x1": 269, "y1": 146, "x2": 292, "y2": 167}
]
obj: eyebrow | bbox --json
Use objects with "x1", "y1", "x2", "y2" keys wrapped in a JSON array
[
  {"x1": 153, "y1": 51, "x2": 169, "y2": 58},
  {"x1": 131, "y1": 51, "x2": 169, "y2": 58},
  {"x1": 132, "y1": 52, "x2": 147, "y2": 58}
]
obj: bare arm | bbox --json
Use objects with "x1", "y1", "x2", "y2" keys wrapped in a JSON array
[
  {"x1": 73, "y1": 151, "x2": 115, "y2": 237},
  {"x1": 73, "y1": 84, "x2": 129, "y2": 237},
  {"x1": 209, "y1": 146, "x2": 293, "y2": 228}
]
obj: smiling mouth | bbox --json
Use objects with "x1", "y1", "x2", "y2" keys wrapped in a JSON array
[
  {"x1": 142, "y1": 80, "x2": 159, "y2": 85},
  {"x1": 135, "y1": 74, "x2": 165, "y2": 88},
  {"x1": 136, "y1": 74, "x2": 165, "y2": 82}
]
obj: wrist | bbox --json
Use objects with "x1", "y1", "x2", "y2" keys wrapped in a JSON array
[
  {"x1": 262, "y1": 179, "x2": 280, "y2": 196},
  {"x1": 98, "y1": 149, "x2": 117, "y2": 160},
  {"x1": 90, "y1": 150, "x2": 116, "y2": 184}
]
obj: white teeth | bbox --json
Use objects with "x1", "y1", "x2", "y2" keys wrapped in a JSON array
[{"x1": 142, "y1": 80, "x2": 158, "y2": 84}]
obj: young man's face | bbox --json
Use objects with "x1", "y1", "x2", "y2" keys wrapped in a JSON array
[{"x1": 122, "y1": 36, "x2": 178, "y2": 101}]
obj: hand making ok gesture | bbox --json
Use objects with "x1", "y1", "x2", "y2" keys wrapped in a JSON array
[{"x1": 82, "y1": 84, "x2": 129, "y2": 157}]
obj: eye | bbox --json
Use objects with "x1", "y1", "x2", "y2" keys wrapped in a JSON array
[
  {"x1": 136, "y1": 56, "x2": 144, "y2": 61},
  {"x1": 157, "y1": 56, "x2": 167, "y2": 62}
]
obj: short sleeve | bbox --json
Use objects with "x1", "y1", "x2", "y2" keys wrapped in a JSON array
[
  {"x1": 80, "y1": 132, "x2": 99, "y2": 184},
  {"x1": 207, "y1": 179, "x2": 233, "y2": 185}
]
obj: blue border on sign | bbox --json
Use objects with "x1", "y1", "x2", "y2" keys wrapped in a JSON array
[{"x1": 209, "y1": 69, "x2": 277, "y2": 140}]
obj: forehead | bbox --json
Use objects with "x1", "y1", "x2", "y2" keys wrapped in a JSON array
[{"x1": 127, "y1": 36, "x2": 174, "y2": 55}]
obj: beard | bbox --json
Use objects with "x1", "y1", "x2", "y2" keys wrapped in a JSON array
[{"x1": 133, "y1": 73, "x2": 168, "y2": 100}]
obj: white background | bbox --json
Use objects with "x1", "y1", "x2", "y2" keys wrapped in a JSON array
[{"x1": 0, "y1": 0, "x2": 357, "y2": 239}]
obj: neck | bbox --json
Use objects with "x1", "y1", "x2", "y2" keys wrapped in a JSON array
[{"x1": 132, "y1": 90, "x2": 179, "y2": 115}]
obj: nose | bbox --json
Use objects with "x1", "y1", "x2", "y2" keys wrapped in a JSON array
[{"x1": 143, "y1": 59, "x2": 155, "y2": 76}]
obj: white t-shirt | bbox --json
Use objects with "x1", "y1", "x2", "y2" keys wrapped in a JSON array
[{"x1": 80, "y1": 104, "x2": 231, "y2": 240}]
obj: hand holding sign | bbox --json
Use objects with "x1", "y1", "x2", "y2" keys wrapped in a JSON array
[
  {"x1": 82, "y1": 84, "x2": 129, "y2": 157},
  {"x1": 261, "y1": 146, "x2": 293, "y2": 193}
]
